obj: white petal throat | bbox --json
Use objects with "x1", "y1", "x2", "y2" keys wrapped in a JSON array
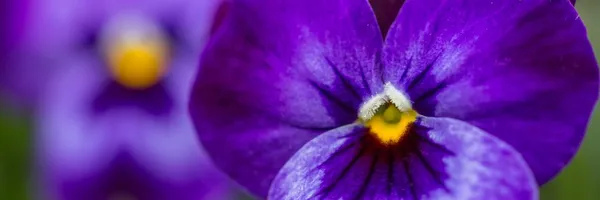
[{"x1": 358, "y1": 82, "x2": 412, "y2": 121}]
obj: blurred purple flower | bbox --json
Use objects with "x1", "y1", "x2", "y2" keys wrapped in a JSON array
[
  {"x1": 2, "y1": 0, "x2": 237, "y2": 199},
  {"x1": 190, "y1": 0, "x2": 597, "y2": 199}
]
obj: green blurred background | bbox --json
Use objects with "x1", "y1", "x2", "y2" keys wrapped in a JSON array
[{"x1": 1, "y1": 1, "x2": 600, "y2": 199}]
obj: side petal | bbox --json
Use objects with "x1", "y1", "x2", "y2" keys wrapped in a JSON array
[
  {"x1": 1, "y1": 0, "x2": 106, "y2": 109},
  {"x1": 36, "y1": 56, "x2": 119, "y2": 197},
  {"x1": 190, "y1": 0, "x2": 382, "y2": 197},
  {"x1": 382, "y1": 0, "x2": 598, "y2": 184},
  {"x1": 268, "y1": 119, "x2": 538, "y2": 200}
]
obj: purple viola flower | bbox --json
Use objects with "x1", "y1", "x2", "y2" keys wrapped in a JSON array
[
  {"x1": 190, "y1": 0, "x2": 598, "y2": 199},
  {"x1": 1, "y1": 0, "x2": 236, "y2": 199}
]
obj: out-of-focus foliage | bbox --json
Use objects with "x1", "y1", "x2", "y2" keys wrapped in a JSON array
[
  {"x1": 1, "y1": 0, "x2": 600, "y2": 199},
  {"x1": 0, "y1": 100, "x2": 31, "y2": 200}
]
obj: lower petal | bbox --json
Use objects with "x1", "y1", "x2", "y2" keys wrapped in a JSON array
[{"x1": 268, "y1": 118, "x2": 538, "y2": 200}]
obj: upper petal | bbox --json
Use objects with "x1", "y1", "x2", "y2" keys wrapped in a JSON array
[
  {"x1": 382, "y1": 0, "x2": 598, "y2": 184},
  {"x1": 268, "y1": 118, "x2": 538, "y2": 200},
  {"x1": 190, "y1": 0, "x2": 383, "y2": 197}
]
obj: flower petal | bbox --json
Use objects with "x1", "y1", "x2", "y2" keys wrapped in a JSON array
[
  {"x1": 1, "y1": 0, "x2": 56, "y2": 108},
  {"x1": 208, "y1": 0, "x2": 230, "y2": 36},
  {"x1": 161, "y1": 0, "x2": 224, "y2": 52},
  {"x1": 268, "y1": 118, "x2": 538, "y2": 200},
  {"x1": 190, "y1": 0, "x2": 382, "y2": 196},
  {"x1": 382, "y1": 0, "x2": 598, "y2": 184},
  {"x1": 37, "y1": 57, "x2": 119, "y2": 181}
]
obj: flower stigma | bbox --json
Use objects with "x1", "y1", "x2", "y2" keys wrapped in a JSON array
[
  {"x1": 100, "y1": 14, "x2": 170, "y2": 90},
  {"x1": 359, "y1": 83, "x2": 417, "y2": 145}
]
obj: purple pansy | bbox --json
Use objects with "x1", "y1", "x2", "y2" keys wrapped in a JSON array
[
  {"x1": 190, "y1": 0, "x2": 598, "y2": 199},
  {"x1": 2, "y1": 0, "x2": 235, "y2": 199}
]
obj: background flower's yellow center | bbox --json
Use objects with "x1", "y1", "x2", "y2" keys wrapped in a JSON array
[
  {"x1": 365, "y1": 104, "x2": 417, "y2": 145},
  {"x1": 100, "y1": 14, "x2": 170, "y2": 90},
  {"x1": 107, "y1": 39, "x2": 168, "y2": 89}
]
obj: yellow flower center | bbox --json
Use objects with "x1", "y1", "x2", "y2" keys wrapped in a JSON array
[
  {"x1": 359, "y1": 83, "x2": 417, "y2": 145},
  {"x1": 101, "y1": 14, "x2": 169, "y2": 90},
  {"x1": 107, "y1": 40, "x2": 168, "y2": 89},
  {"x1": 365, "y1": 104, "x2": 417, "y2": 145}
]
